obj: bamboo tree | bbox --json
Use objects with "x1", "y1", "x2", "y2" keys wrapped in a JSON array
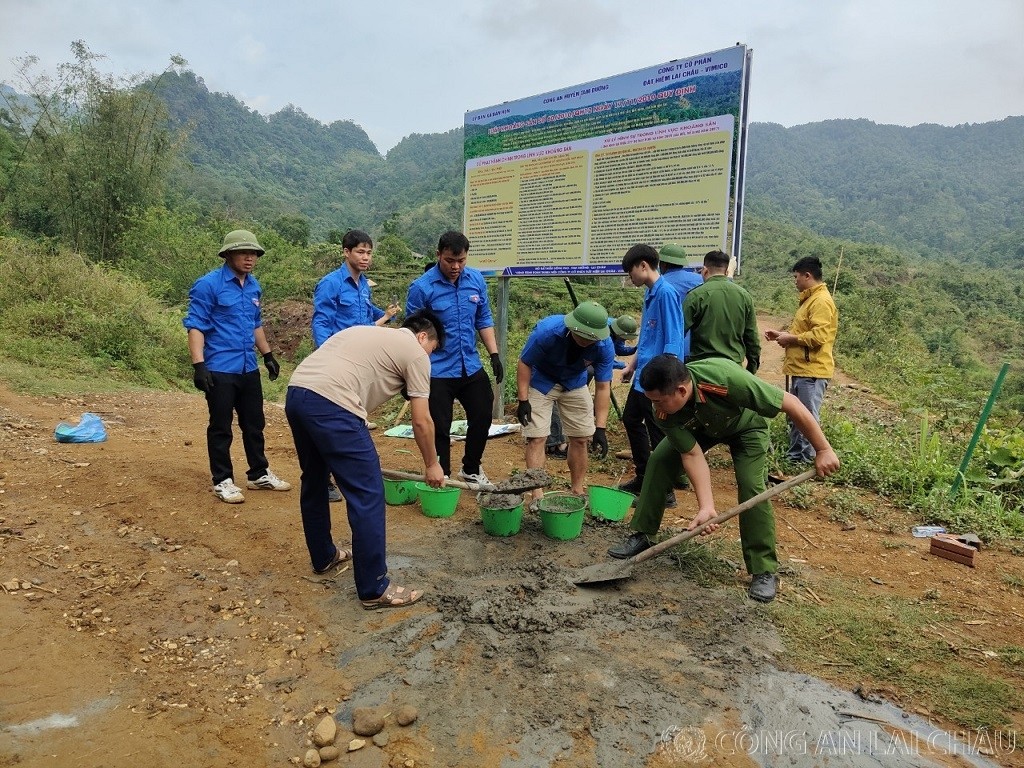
[{"x1": 1, "y1": 41, "x2": 187, "y2": 262}]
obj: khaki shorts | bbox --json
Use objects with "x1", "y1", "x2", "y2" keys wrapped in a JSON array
[{"x1": 523, "y1": 385, "x2": 595, "y2": 439}]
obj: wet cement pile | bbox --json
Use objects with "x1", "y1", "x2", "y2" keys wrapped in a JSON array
[
  {"x1": 331, "y1": 523, "x2": 783, "y2": 766},
  {"x1": 490, "y1": 468, "x2": 552, "y2": 492},
  {"x1": 476, "y1": 492, "x2": 522, "y2": 509}
]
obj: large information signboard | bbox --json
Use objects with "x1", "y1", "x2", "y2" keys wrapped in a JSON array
[{"x1": 464, "y1": 45, "x2": 751, "y2": 275}]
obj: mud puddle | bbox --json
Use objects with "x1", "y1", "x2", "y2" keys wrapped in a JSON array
[{"x1": 727, "y1": 670, "x2": 999, "y2": 767}]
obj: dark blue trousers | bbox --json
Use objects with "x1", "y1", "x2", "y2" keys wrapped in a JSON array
[{"x1": 285, "y1": 387, "x2": 389, "y2": 600}]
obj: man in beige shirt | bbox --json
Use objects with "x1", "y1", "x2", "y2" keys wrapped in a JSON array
[{"x1": 285, "y1": 311, "x2": 445, "y2": 610}]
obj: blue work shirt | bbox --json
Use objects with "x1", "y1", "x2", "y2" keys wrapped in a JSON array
[
  {"x1": 661, "y1": 267, "x2": 704, "y2": 358},
  {"x1": 183, "y1": 262, "x2": 263, "y2": 374},
  {"x1": 311, "y1": 263, "x2": 386, "y2": 348},
  {"x1": 633, "y1": 276, "x2": 683, "y2": 392},
  {"x1": 405, "y1": 265, "x2": 494, "y2": 379},
  {"x1": 521, "y1": 315, "x2": 615, "y2": 394}
]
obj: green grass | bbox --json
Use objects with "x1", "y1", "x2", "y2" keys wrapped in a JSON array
[
  {"x1": 0, "y1": 358, "x2": 161, "y2": 397},
  {"x1": 0, "y1": 237, "x2": 188, "y2": 391},
  {"x1": 771, "y1": 582, "x2": 1022, "y2": 730},
  {"x1": 825, "y1": 488, "x2": 877, "y2": 521},
  {"x1": 998, "y1": 645, "x2": 1024, "y2": 667},
  {"x1": 1002, "y1": 572, "x2": 1024, "y2": 591},
  {"x1": 664, "y1": 537, "x2": 737, "y2": 588}
]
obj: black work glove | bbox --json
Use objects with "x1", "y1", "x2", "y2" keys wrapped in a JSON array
[
  {"x1": 192, "y1": 362, "x2": 214, "y2": 393},
  {"x1": 590, "y1": 427, "x2": 608, "y2": 459},
  {"x1": 516, "y1": 400, "x2": 533, "y2": 427},
  {"x1": 490, "y1": 353, "x2": 504, "y2": 384},
  {"x1": 263, "y1": 352, "x2": 280, "y2": 381}
]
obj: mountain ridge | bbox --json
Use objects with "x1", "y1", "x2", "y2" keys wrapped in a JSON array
[{"x1": 32, "y1": 70, "x2": 1020, "y2": 262}]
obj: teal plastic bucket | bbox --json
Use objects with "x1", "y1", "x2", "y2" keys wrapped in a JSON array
[
  {"x1": 481, "y1": 503, "x2": 524, "y2": 537},
  {"x1": 383, "y1": 478, "x2": 418, "y2": 505},
  {"x1": 588, "y1": 485, "x2": 634, "y2": 521},
  {"x1": 415, "y1": 482, "x2": 461, "y2": 518},
  {"x1": 537, "y1": 492, "x2": 586, "y2": 540}
]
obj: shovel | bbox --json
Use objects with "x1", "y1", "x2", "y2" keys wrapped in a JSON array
[
  {"x1": 572, "y1": 469, "x2": 817, "y2": 586},
  {"x1": 381, "y1": 469, "x2": 551, "y2": 495}
]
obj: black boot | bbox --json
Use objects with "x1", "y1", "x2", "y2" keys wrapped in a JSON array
[
  {"x1": 748, "y1": 573, "x2": 779, "y2": 602},
  {"x1": 608, "y1": 532, "x2": 653, "y2": 559},
  {"x1": 618, "y1": 476, "x2": 644, "y2": 495}
]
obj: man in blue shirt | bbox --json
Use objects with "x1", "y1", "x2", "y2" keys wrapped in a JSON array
[
  {"x1": 184, "y1": 229, "x2": 291, "y2": 504},
  {"x1": 405, "y1": 231, "x2": 502, "y2": 486},
  {"x1": 311, "y1": 229, "x2": 399, "y2": 348},
  {"x1": 609, "y1": 315, "x2": 639, "y2": 359},
  {"x1": 618, "y1": 245, "x2": 683, "y2": 507},
  {"x1": 517, "y1": 301, "x2": 616, "y2": 508},
  {"x1": 311, "y1": 229, "x2": 399, "y2": 502},
  {"x1": 562, "y1": 314, "x2": 639, "y2": 461},
  {"x1": 657, "y1": 243, "x2": 704, "y2": 358}
]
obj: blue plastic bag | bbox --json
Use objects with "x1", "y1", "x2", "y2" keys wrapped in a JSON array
[{"x1": 54, "y1": 412, "x2": 108, "y2": 443}]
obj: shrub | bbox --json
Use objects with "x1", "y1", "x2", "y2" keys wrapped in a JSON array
[{"x1": 0, "y1": 236, "x2": 187, "y2": 387}]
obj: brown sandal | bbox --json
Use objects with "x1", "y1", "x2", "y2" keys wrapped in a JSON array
[
  {"x1": 313, "y1": 546, "x2": 353, "y2": 575},
  {"x1": 360, "y1": 583, "x2": 423, "y2": 610}
]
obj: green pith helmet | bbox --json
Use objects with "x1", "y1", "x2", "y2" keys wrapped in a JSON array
[
  {"x1": 610, "y1": 315, "x2": 639, "y2": 340},
  {"x1": 564, "y1": 301, "x2": 610, "y2": 341},
  {"x1": 219, "y1": 229, "x2": 265, "y2": 257},
  {"x1": 658, "y1": 243, "x2": 687, "y2": 266}
]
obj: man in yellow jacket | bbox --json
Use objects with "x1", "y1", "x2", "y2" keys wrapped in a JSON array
[{"x1": 764, "y1": 256, "x2": 838, "y2": 464}]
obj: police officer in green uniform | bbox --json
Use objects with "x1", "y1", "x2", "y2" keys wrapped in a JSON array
[
  {"x1": 685, "y1": 249, "x2": 760, "y2": 372},
  {"x1": 608, "y1": 354, "x2": 840, "y2": 602}
]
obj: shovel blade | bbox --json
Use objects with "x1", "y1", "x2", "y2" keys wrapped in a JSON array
[{"x1": 571, "y1": 559, "x2": 634, "y2": 585}]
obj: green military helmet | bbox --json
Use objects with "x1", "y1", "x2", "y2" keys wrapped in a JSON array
[
  {"x1": 564, "y1": 300, "x2": 610, "y2": 341},
  {"x1": 658, "y1": 242, "x2": 687, "y2": 266},
  {"x1": 610, "y1": 314, "x2": 639, "y2": 341},
  {"x1": 218, "y1": 229, "x2": 265, "y2": 257}
]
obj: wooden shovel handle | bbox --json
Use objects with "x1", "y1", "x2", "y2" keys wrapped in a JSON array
[
  {"x1": 381, "y1": 469, "x2": 493, "y2": 492},
  {"x1": 628, "y1": 469, "x2": 819, "y2": 566}
]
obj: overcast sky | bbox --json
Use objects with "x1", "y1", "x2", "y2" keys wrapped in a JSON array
[{"x1": 2, "y1": 0, "x2": 1021, "y2": 154}]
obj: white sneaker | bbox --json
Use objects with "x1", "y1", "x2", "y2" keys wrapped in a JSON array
[
  {"x1": 246, "y1": 470, "x2": 292, "y2": 491},
  {"x1": 457, "y1": 469, "x2": 491, "y2": 487},
  {"x1": 213, "y1": 478, "x2": 245, "y2": 504}
]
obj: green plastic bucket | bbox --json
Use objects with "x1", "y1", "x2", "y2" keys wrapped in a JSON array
[
  {"x1": 537, "y1": 492, "x2": 586, "y2": 540},
  {"x1": 384, "y1": 479, "x2": 418, "y2": 505},
  {"x1": 588, "y1": 485, "x2": 634, "y2": 521},
  {"x1": 480, "y1": 502, "x2": 524, "y2": 537},
  {"x1": 415, "y1": 482, "x2": 461, "y2": 518}
]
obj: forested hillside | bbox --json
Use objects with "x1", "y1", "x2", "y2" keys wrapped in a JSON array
[
  {"x1": 157, "y1": 72, "x2": 463, "y2": 252},
  {"x1": 150, "y1": 71, "x2": 1024, "y2": 266},
  {"x1": 745, "y1": 118, "x2": 1024, "y2": 265}
]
